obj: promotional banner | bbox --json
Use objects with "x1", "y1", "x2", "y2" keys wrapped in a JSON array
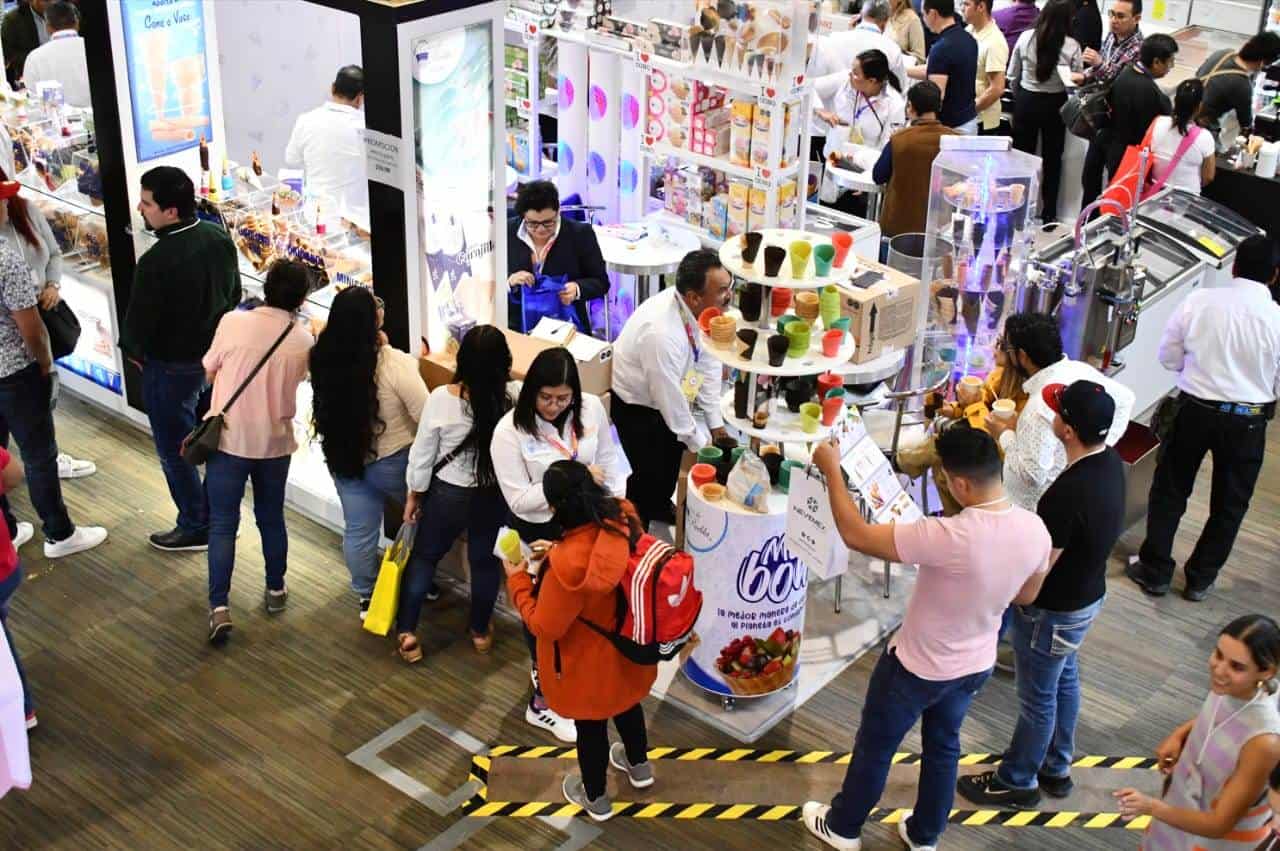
[
  {"x1": 121, "y1": 0, "x2": 213, "y2": 162},
  {"x1": 785, "y1": 465, "x2": 845, "y2": 581},
  {"x1": 682, "y1": 487, "x2": 806, "y2": 698}
]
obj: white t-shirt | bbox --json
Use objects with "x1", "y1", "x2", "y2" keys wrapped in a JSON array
[{"x1": 1149, "y1": 117, "x2": 1215, "y2": 195}]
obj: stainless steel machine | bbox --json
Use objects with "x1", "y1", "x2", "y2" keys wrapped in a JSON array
[{"x1": 1137, "y1": 188, "x2": 1264, "y2": 288}]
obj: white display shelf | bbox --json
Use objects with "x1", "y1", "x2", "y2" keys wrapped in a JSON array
[
  {"x1": 719, "y1": 228, "x2": 853, "y2": 288},
  {"x1": 699, "y1": 322, "x2": 854, "y2": 377},
  {"x1": 687, "y1": 469, "x2": 793, "y2": 518},
  {"x1": 718, "y1": 392, "x2": 843, "y2": 443},
  {"x1": 644, "y1": 208, "x2": 725, "y2": 248},
  {"x1": 647, "y1": 141, "x2": 804, "y2": 188},
  {"x1": 646, "y1": 53, "x2": 810, "y2": 101}
]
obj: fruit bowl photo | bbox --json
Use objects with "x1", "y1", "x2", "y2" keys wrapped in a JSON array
[{"x1": 715, "y1": 627, "x2": 800, "y2": 696}]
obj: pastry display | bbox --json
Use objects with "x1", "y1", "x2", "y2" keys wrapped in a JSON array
[
  {"x1": 34, "y1": 200, "x2": 78, "y2": 253},
  {"x1": 76, "y1": 217, "x2": 109, "y2": 267},
  {"x1": 76, "y1": 157, "x2": 103, "y2": 206},
  {"x1": 273, "y1": 187, "x2": 302, "y2": 212}
]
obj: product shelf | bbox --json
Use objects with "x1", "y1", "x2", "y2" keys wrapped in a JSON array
[
  {"x1": 699, "y1": 309, "x2": 854, "y2": 378},
  {"x1": 718, "y1": 228, "x2": 853, "y2": 288},
  {"x1": 717, "y1": 391, "x2": 837, "y2": 443}
]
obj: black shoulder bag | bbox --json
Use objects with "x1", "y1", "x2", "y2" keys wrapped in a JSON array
[
  {"x1": 41, "y1": 300, "x2": 81, "y2": 360},
  {"x1": 180, "y1": 321, "x2": 295, "y2": 466}
]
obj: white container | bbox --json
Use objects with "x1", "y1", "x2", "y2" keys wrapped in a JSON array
[{"x1": 1256, "y1": 141, "x2": 1279, "y2": 180}]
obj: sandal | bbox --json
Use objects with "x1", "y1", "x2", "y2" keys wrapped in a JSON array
[{"x1": 397, "y1": 632, "x2": 423, "y2": 663}]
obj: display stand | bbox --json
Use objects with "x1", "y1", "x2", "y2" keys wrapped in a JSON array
[{"x1": 502, "y1": 18, "x2": 558, "y2": 183}]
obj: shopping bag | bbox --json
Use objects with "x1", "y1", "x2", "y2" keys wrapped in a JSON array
[
  {"x1": 510, "y1": 274, "x2": 584, "y2": 333},
  {"x1": 362, "y1": 522, "x2": 417, "y2": 636},
  {"x1": 0, "y1": 627, "x2": 31, "y2": 797},
  {"x1": 1100, "y1": 123, "x2": 1156, "y2": 214}
]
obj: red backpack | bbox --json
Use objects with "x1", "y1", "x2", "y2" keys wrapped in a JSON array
[{"x1": 580, "y1": 533, "x2": 702, "y2": 665}]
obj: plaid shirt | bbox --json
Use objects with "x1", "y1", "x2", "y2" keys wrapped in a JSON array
[{"x1": 1083, "y1": 29, "x2": 1143, "y2": 86}]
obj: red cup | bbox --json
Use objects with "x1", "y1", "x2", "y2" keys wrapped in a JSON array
[
  {"x1": 770, "y1": 288, "x2": 792, "y2": 317},
  {"x1": 691, "y1": 463, "x2": 717, "y2": 489},
  {"x1": 822, "y1": 329, "x2": 843, "y2": 357},
  {"x1": 831, "y1": 232, "x2": 853, "y2": 269},
  {"x1": 822, "y1": 396, "x2": 843, "y2": 426},
  {"x1": 698, "y1": 306, "x2": 722, "y2": 334},
  {"x1": 816, "y1": 372, "x2": 842, "y2": 399}
]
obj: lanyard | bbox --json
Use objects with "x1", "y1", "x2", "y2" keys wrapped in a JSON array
[
  {"x1": 531, "y1": 236, "x2": 555, "y2": 275},
  {"x1": 853, "y1": 92, "x2": 884, "y2": 130},
  {"x1": 541, "y1": 426, "x2": 579, "y2": 461},
  {"x1": 1196, "y1": 691, "x2": 1265, "y2": 767},
  {"x1": 677, "y1": 298, "x2": 702, "y2": 363}
]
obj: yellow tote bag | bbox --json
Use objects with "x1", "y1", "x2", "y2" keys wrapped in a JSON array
[{"x1": 362, "y1": 522, "x2": 416, "y2": 636}]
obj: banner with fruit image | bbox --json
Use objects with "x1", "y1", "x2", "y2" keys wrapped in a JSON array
[{"x1": 682, "y1": 490, "x2": 807, "y2": 698}]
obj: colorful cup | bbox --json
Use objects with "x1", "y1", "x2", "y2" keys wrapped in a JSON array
[
  {"x1": 700, "y1": 482, "x2": 726, "y2": 502},
  {"x1": 734, "y1": 375, "x2": 750, "y2": 419},
  {"x1": 822, "y1": 329, "x2": 843, "y2": 357},
  {"x1": 814, "y1": 243, "x2": 836, "y2": 277},
  {"x1": 737, "y1": 328, "x2": 759, "y2": 360},
  {"x1": 741, "y1": 231, "x2": 764, "y2": 264},
  {"x1": 738, "y1": 282, "x2": 764, "y2": 322},
  {"x1": 819, "y1": 285, "x2": 841, "y2": 327},
  {"x1": 825, "y1": 386, "x2": 847, "y2": 401},
  {"x1": 794, "y1": 291, "x2": 820, "y2": 323},
  {"x1": 799, "y1": 413, "x2": 820, "y2": 434},
  {"x1": 697, "y1": 446, "x2": 723, "y2": 465},
  {"x1": 785, "y1": 321, "x2": 811, "y2": 357},
  {"x1": 830, "y1": 316, "x2": 852, "y2": 339},
  {"x1": 821, "y1": 395, "x2": 844, "y2": 426},
  {"x1": 691, "y1": 463, "x2": 717, "y2": 489},
  {"x1": 770, "y1": 287, "x2": 792, "y2": 317},
  {"x1": 698, "y1": 306, "x2": 722, "y2": 334},
  {"x1": 777, "y1": 314, "x2": 800, "y2": 335},
  {"x1": 789, "y1": 240, "x2": 812, "y2": 278},
  {"x1": 767, "y1": 334, "x2": 789, "y2": 366},
  {"x1": 783, "y1": 379, "x2": 812, "y2": 413},
  {"x1": 779, "y1": 459, "x2": 804, "y2": 493},
  {"x1": 816, "y1": 372, "x2": 842, "y2": 399},
  {"x1": 831, "y1": 231, "x2": 853, "y2": 268},
  {"x1": 731, "y1": 446, "x2": 748, "y2": 465},
  {"x1": 763, "y1": 245, "x2": 787, "y2": 277}
]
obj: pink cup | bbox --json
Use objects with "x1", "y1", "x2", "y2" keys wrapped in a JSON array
[
  {"x1": 821, "y1": 396, "x2": 843, "y2": 426},
  {"x1": 822, "y1": 329, "x2": 843, "y2": 357},
  {"x1": 831, "y1": 232, "x2": 853, "y2": 269}
]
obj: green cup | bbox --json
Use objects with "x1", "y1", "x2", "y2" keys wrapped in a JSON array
[
  {"x1": 779, "y1": 459, "x2": 805, "y2": 493},
  {"x1": 789, "y1": 240, "x2": 813, "y2": 278},
  {"x1": 731, "y1": 446, "x2": 747, "y2": 465},
  {"x1": 824, "y1": 386, "x2": 847, "y2": 401},
  {"x1": 830, "y1": 316, "x2": 852, "y2": 340},
  {"x1": 819, "y1": 285, "x2": 841, "y2": 327},
  {"x1": 697, "y1": 446, "x2": 723, "y2": 465},
  {"x1": 813, "y1": 244, "x2": 836, "y2": 277},
  {"x1": 777, "y1": 313, "x2": 799, "y2": 335},
  {"x1": 785, "y1": 321, "x2": 811, "y2": 357}
]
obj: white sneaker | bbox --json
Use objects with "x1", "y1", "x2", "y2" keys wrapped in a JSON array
[
  {"x1": 802, "y1": 802, "x2": 861, "y2": 850},
  {"x1": 43, "y1": 526, "x2": 108, "y2": 558},
  {"x1": 897, "y1": 812, "x2": 937, "y2": 851},
  {"x1": 12, "y1": 521, "x2": 32, "y2": 548},
  {"x1": 525, "y1": 704, "x2": 577, "y2": 743},
  {"x1": 56, "y1": 453, "x2": 96, "y2": 479}
]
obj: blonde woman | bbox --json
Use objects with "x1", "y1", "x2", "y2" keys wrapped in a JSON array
[{"x1": 887, "y1": 0, "x2": 927, "y2": 62}]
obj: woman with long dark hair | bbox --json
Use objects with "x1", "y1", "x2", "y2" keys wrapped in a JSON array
[
  {"x1": 502, "y1": 461, "x2": 656, "y2": 821},
  {"x1": 1007, "y1": 0, "x2": 1082, "y2": 221},
  {"x1": 491, "y1": 347, "x2": 629, "y2": 741},
  {"x1": 1116, "y1": 615, "x2": 1280, "y2": 848},
  {"x1": 1148, "y1": 79, "x2": 1216, "y2": 195},
  {"x1": 310, "y1": 286, "x2": 426, "y2": 619},
  {"x1": 395, "y1": 326, "x2": 516, "y2": 662}
]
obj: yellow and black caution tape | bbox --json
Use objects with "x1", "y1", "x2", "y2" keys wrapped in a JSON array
[{"x1": 460, "y1": 751, "x2": 1155, "y2": 829}]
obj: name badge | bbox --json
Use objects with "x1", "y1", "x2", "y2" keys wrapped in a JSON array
[{"x1": 681, "y1": 368, "x2": 703, "y2": 401}]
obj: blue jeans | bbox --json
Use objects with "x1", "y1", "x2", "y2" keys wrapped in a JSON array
[
  {"x1": 0, "y1": 365, "x2": 72, "y2": 541},
  {"x1": 998, "y1": 598, "x2": 1105, "y2": 789},
  {"x1": 828, "y1": 649, "x2": 992, "y2": 847},
  {"x1": 206, "y1": 452, "x2": 291, "y2": 608},
  {"x1": 0, "y1": 564, "x2": 30, "y2": 714},
  {"x1": 395, "y1": 480, "x2": 506, "y2": 636},
  {"x1": 332, "y1": 448, "x2": 409, "y2": 597},
  {"x1": 142, "y1": 360, "x2": 210, "y2": 535}
]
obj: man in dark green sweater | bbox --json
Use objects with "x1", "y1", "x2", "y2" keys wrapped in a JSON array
[{"x1": 121, "y1": 166, "x2": 241, "y2": 552}]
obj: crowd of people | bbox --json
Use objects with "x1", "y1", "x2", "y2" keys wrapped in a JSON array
[{"x1": 814, "y1": 0, "x2": 1280, "y2": 232}]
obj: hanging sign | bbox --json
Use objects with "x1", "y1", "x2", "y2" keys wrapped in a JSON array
[
  {"x1": 785, "y1": 466, "x2": 845, "y2": 581},
  {"x1": 361, "y1": 129, "x2": 404, "y2": 188}
]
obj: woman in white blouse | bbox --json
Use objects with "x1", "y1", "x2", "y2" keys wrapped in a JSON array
[
  {"x1": 1148, "y1": 79, "x2": 1216, "y2": 196},
  {"x1": 490, "y1": 347, "x2": 630, "y2": 743},
  {"x1": 818, "y1": 49, "x2": 906, "y2": 216},
  {"x1": 396, "y1": 326, "x2": 517, "y2": 663}
]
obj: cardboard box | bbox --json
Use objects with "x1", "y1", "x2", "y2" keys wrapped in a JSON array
[
  {"x1": 777, "y1": 178, "x2": 798, "y2": 228},
  {"x1": 747, "y1": 186, "x2": 768, "y2": 231},
  {"x1": 836, "y1": 262, "x2": 923, "y2": 364},
  {"x1": 420, "y1": 325, "x2": 613, "y2": 396},
  {"x1": 729, "y1": 99, "x2": 754, "y2": 167}
]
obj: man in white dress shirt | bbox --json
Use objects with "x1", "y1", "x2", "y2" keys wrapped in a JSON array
[
  {"x1": 19, "y1": 1, "x2": 87, "y2": 109},
  {"x1": 610, "y1": 249, "x2": 732, "y2": 530},
  {"x1": 284, "y1": 65, "x2": 369, "y2": 230},
  {"x1": 1127, "y1": 235, "x2": 1280, "y2": 602},
  {"x1": 986, "y1": 311, "x2": 1135, "y2": 511}
]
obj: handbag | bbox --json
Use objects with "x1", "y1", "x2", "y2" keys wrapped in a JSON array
[
  {"x1": 362, "y1": 522, "x2": 417, "y2": 636},
  {"x1": 40, "y1": 299, "x2": 80, "y2": 360},
  {"x1": 1061, "y1": 79, "x2": 1112, "y2": 139},
  {"x1": 180, "y1": 320, "x2": 295, "y2": 466},
  {"x1": 511, "y1": 273, "x2": 585, "y2": 333}
]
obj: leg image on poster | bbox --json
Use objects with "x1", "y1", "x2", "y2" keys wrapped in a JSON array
[
  {"x1": 682, "y1": 487, "x2": 807, "y2": 698},
  {"x1": 120, "y1": 0, "x2": 213, "y2": 161},
  {"x1": 413, "y1": 25, "x2": 497, "y2": 344}
]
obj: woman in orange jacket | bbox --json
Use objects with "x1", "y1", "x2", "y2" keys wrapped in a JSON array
[{"x1": 503, "y1": 460, "x2": 657, "y2": 821}]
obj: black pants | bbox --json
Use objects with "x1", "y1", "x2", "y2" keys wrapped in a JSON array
[
  {"x1": 577, "y1": 702, "x2": 648, "y2": 800},
  {"x1": 611, "y1": 394, "x2": 684, "y2": 530},
  {"x1": 1080, "y1": 131, "x2": 1112, "y2": 209},
  {"x1": 1011, "y1": 89, "x2": 1068, "y2": 221},
  {"x1": 1139, "y1": 398, "x2": 1268, "y2": 590}
]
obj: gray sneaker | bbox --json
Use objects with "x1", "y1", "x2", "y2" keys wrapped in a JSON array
[
  {"x1": 609, "y1": 742, "x2": 655, "y2": 788},
  {"x1": 265, "y1": 585, "x2": 288, "y2": 615},
  {"x1": 562, "y1": 774, "x2": 614, "y2": 822}
]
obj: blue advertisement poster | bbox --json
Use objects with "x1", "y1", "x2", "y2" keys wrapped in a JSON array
[{"x1": 120, "y1": 0, "x2": 213, "y2": 162}]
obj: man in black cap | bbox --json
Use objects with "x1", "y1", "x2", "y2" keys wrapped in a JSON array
[{"x1": 958, "y1": 380, "x2": 1125, "y2": 810}]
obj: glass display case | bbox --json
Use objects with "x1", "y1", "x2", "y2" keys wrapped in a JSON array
[
  {"x1": 0, "y1": 92, "x2": 126, "y2": 408},
  {"x1": 1137, "y1": 187, "x2": 1264, "y2": 285},
  {"x1": 918, "y1": 143, "x2": 1041, "y2": 384}
]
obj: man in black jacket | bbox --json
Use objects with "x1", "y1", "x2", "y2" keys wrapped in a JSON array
[
  {"x1": 1, "y1": 0, "x2": 48, "y2": 88},
  {"x1": 506, "y1": 180, "x2": 608, "y2": 336},
  {"x1": 121, "y1": 167, "x2": 241, "y2": 553},
  {"x1": 1103, "y1": 34, "x2": 1176, "y2": 180}
]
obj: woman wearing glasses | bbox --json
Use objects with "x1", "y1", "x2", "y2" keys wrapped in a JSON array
[
  {"x1": 310, "y1": 286, "x2": 431, "y2": 621},
  {"x1": 506, "y1": 180, "x2": 609, "y2": 334},
  {"x1": 490, "y1": 348, "x2": 630, "y2": 742}
]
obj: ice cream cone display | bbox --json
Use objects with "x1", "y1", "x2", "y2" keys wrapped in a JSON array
[
  {"x1": 794, "y1": 291, "x2": 819, "y2": 323},
  {"x1": 788, "y1": 240, "x2": 811, "y2": 278},
  {"x1": 770, "y1": 287, "x2": 791, "y2": 317},
  {"x1": 698, "y1": 306, "x2": 722, "y2": 334},
  {"x1": 709, "y1": 314, "x2": 737, "y2": 348},
  {"x1": 741, "y1": 231, "x2": 763, "y2": 264},
  {"x1": 736, "y1": 328, "x2": 758, "y2": 359},
  {"x1": 762, "y1": 245, "x2": 786, "y2": 277}
]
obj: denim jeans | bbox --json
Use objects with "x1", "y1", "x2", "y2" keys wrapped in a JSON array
[
  {"x1": 0, "y1": 564, "x2": 30, "y2": 714},
  {"x1": 828, "y1": 649, "x2": 992, "y2": 847},
  {"x1": 332, "y1": 448, "x2": 409, "y2": 597},
  {"x1": 998, "y1": 597, "x2": 1105, "y2": 789},
  {"x1": 206, "y1": 451, "x2": 291, "y2": 608},
  {"x1": 0, "y1": 365, "x2": 72, "y2": 541},
  {"x1": 395, "y1": 480, "x2": 506, "y2": 636},
  {"x1": 142, "y1": 359, "x2": 210, "y2": 535}
]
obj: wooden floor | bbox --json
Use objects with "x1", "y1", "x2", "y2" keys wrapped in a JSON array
[{"x1": 1, "y1": 395, "x2": 1277, "y2": 850}]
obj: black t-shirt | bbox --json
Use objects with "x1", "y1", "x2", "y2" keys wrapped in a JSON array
[
  {"x1": 927, "y1": 23, "x2": 979, "y2": 128},
  {"x1": 1107, "y1": 64, "x2": 1172, "y2": 149},
  {"x1": 1033, "y1": 448, "x2": 1126, "y2": 612}
]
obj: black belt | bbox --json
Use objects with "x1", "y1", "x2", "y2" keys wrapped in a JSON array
[{"x1": 1184, "y1": 393, "x2": 1274, "y2": 419}]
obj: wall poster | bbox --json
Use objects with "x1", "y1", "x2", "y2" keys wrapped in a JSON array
[{"x1": 121, "y1": 0, "x2": 214, "y2": 162}]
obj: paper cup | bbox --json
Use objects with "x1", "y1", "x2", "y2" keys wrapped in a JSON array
[
  {"x1": 788, "y1": 240, "x2": 812, "y2": 278},
  {"x1": 770, "y1": 287, "x2": 792, "y2": 317},
  {"x1": 831, "y1": 231, "x2": 853, "y2": 268},
  {"x1": 698, "y1": 306, "x2": 722, "y2": 334},
  {"x1": 736, "y1": 328, "x2": 759, "y2": 359},
  {"x1": 767, "y1": 334, "x2": 789, "y2": 366},
  {"x1": 817, "y1": 372, "x2": 842, "y2": 399},
  {"x1": 821, "y1": 396, "x2": 843, "y2": 426},
  {"x1": 822, "y1": 329, "x2": 843, "y2": 357},
  {"x1": 830, "y1": 316, "x2": 852, "y2": 340},
  {"x1": 813, "y1": 244, "x2": 835, "y2": 277},
  {"x1": 777, "y1": 314, "x2": 799, "y2": 335},
  {"x1": 697, "y1": 446, "x2": 723, "y2": 465},
  {"x1": 785, "y1": 321, "x2": 811, "y2": 357},
  {"x1": 992, "y1": 399, "x2": 1017, "y2": 420}
]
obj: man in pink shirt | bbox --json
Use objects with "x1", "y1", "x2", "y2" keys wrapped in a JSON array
[{"x1": 803, "y1": 427, "x2": 1052, "y2": 851}]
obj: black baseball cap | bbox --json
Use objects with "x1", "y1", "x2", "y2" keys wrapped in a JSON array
[{"x1": 1042, "y1": 380, "x2": 1115, "y2": 445}]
